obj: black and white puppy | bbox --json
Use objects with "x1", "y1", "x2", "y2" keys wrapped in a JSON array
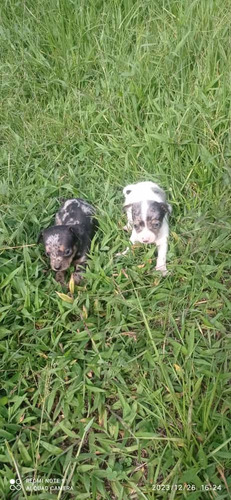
[
  {"x1": 38, "y1": 198, "x2": 97, "y2": 284},
  {"x1": 121, "y1": 181, "x2": 172, "y2": 276}
]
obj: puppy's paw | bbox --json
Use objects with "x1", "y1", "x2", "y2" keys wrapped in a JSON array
[
  {"x1": 55, "y1": 271, "x2": 66, "y2": 285},
  {"x1": 115, "y1": 251, "x2": 123, "y2": 257},
  {"x1": 115, "y1": 246, "x2": 130, "y2": 257},
  {"x1": 72, "y1": 271, "x2": 83, "y2": 285},
  {"x1": 155, "y1": 265, "x2": 168, "y2": 277}
]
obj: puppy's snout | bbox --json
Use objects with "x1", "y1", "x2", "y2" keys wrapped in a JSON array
[
  {"x1": 54, "y1": 263, "x2": 62, "y2": 271},
  {"x1": 142, "y1": 237, "x2": 150, "y2": 243}
]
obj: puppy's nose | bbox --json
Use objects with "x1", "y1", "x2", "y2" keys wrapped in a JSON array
[
  {"x1": 54, "y1": 263, "x2": 61, "y2": 270},
  {"x1": 142, "y1": 238, "x2": 150, "y2": 243}
]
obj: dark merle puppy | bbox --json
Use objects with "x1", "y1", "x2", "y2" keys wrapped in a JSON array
[{"x1": 38, "y1": 199, "x2": 97, "y2": 284}]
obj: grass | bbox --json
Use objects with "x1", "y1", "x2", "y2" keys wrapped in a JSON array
[{"x1": 0, "y1": 0, "x2": 231, "y2": 498}]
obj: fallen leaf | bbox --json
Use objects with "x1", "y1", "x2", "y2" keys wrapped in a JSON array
[
  {"x1": 174, "y1": 364, "x2": 183, "y2": 374},
  {"x1": 82, "y1": 305, "x2": 88, "y2": 319},
  {"x1": 153, "y1": 278, "x2": 160, "y2": 286},
  {"x1": 195, "y1": 299, "x2": 208, "y2": 305},
  {"x1": 39, "y1": 352, "x2": 48, "y2": 359},
  {"x1": 121, "y1": 269, "x2": 129, "y2": 279},
  {"x1": 171, "y1": 231, "x2": 179, "y2": 241},
  {"x1": 69, "y1": 274, "x2": 75, "y2": 294},
  {"x1": 56, "y1": 292, "x2": 74, "y2": 304},
  {"x1": 121, "y1": 331, "x2": 137, "y2": 341}
]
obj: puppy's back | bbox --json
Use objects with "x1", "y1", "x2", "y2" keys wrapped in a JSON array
[{"x1": 55, "y1": 198, "x2": 95, "y2": 226}]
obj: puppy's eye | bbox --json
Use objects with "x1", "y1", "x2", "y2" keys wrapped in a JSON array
[
  {"x1": 46, "y1": 251, "x2": 50, "y2": 256},
  {"x1": 64, "y1": 249, "x2": 72, "y2": 257},
  {"x1": 152, "y1": 220, "x2": 160, "y2": 228}
]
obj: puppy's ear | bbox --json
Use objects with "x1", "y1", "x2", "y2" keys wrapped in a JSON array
[
  {"x1": 123, "y1": 203, "x2": 132, "y2": 213},
  {"x1": 37, "y1": 231, "x2": 44, "y2": 244},
  {"x1": 123, "y1": 185, "x2": 133, "y2": 196},
  {"x1": 151, "y1": 186, "x2": 165, "y2": 197},
  {"x1": 68, "y1": 226, "x2": 81, "y2": 240},
  {"x1": 160, "y1": 203, "x2": 172, "y2": 215}
]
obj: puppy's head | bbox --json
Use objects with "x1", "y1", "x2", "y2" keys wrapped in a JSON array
[
  {"x1": 125, "y1": 200, "x2": 170, "y2": 244},
  {"x1": 38, "y1": 225, "x2": 79, "y2": 271}
]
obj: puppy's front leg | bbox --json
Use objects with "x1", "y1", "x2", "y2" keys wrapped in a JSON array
[
  {"x1": 123, "y1": 224, "x2": 131, "y2": 232},
  {"x1": 72, "y1": 256, "x2": 86, "y2": 284},
  {"x1": 55, "y1": 270, "x2": 66, "y2": 285},
  {"x1": 124, "y1": 206, "x2": 133, "y2": 232},
  {"x1": 155, "y1": 238, "x2": 168, "y2": 276}
]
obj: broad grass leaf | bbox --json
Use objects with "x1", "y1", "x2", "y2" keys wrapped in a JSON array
[
  {"x1": 186, "y1": 328, "x2": 195, "y2": 356},
  {"x1": 0, "y1": 454, "x2": 10, "y2": 463},
  {"x1": 40, "y1": 441, "x2": 62, "y2": 455},
  {"x1": 174, "y1": 30, "x2": 190, "y2": 53},
  {"x1": 0, "y1": 397, "x2": 8, "y2": 406},
  {"x1": 0, "y1": 265, "x2": 23, "y2": 289},
  {"x1": 18, "y1": 439, "x2": 32, "y2": 464},
  {"x1": 0, "y1": 328, "x2": 11, "y2": 340},
  {"x1": 0, "y1": 430, "x2": 14, "y2": 439},
  {"x1": 47, "y1": 390, "x2": 57, "y2": 415},
  {"x1": 193, "y1": 376, "x2": 203, "y2": 395},
  {"x1": 78, "y1": 465, "x2": 96, "y2": 472},
  {"x1": 86, "y1": 385, "x2": 105, "y2": 393},
  {"x1": 9, "y1": 396, "x2": 27, "y2": 417},
  {"x1": 59, "y1": 422, "x2": 79, "y2": 438},
  {"x1": 82, "y1": 417, "x2": 95, "y2": 435},
  {"x1": 180, "y1": 467, "x2": 201, "y2": 487},
  {"x1": 198, "y1": 445, "x2": 208, "y2": 468}
]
